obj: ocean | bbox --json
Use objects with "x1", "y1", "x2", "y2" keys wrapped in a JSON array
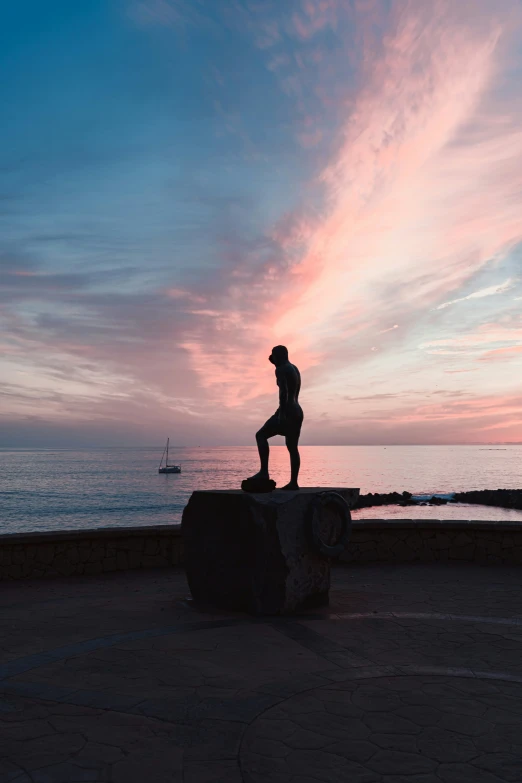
[{"x1": 1, "y1": 445, "x2": 522, "y2": 535}]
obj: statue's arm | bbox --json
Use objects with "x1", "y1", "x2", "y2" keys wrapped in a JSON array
[{"x1": 276, "y1": 367, "x2": 288, "y2": 419}]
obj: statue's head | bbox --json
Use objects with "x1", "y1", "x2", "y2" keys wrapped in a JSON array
[{"x1": 269, "y1": 345, "x2": 288, "y2": 366}]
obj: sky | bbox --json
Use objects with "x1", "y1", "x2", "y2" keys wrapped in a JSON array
[{"x1": 1, "y1": 0, "x2": 522, "y2": 447}]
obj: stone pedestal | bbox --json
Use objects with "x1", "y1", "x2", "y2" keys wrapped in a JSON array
[{"x1": 181, "y1": 488, "x2": 359, "y2": 615}]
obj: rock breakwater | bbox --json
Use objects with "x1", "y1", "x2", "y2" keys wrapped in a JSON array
[
  {"x1": 355, "y1": 491, "x2": 414, "y2": 509},
  {"x1": 355, "y1": 488, "x2": 522, "y2": 511},
  {"x1": 453, "y1": 488, "x2": 522, "y2": 510}
]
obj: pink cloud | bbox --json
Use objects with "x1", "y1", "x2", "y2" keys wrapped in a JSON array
[
  {"x1": 7, "y1": 1, "x2": 522, "y2": 445},
  {"x1": 170, "y1": 0, "x2": 522, "y2": 449},
  {"x1": 165, "y1": 288, "x2": 206, "y2": 304},
  {"x1": 298, "y1": 128, "x2": 323, "y2": 148},
  {"x1": 422, "y1": 322, "x2": 522, "y2": 356},
  {"x1": 479, "y1": 345, "x2": 522, "y2": 361},
  {"x1": 301, "y1": 390, "x2": 522, "y2": 444},
  {"x1": 291, "y1": 0, "x2": 338, "y2": 40},
  {"x1": 274, "y1": 3, "x2": 521, "y2": 335}
]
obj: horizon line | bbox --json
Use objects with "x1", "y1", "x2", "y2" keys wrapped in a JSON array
[{"x1": 1, "y1": 442, "x2": 521, "y2": 449}]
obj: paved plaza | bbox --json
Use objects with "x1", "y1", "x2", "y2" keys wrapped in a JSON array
[{"x1": 1, "y1": 563, "x2": 522, "y2": 782}]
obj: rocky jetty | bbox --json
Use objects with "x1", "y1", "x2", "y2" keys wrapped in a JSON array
[
  {"x1": 453, "y1": 488, "x2": 522, "y2": 510},
  {"x1": 354, "y1": 488, "x2": 522, "y2": 511},
  {"x1": 423, "y1": 496, "x2": 449, "y2": 506},
  {"x1": 354, "y1": 491, "x2": 415, "y2": 509},
  {"x1": 346, "y1": 488, "x2": 522, "y2": 512},
  {"x1": 355, "y1": 492, "x2": 450, "y2": 509}
]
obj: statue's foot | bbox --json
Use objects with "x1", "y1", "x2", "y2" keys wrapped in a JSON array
[
  {"x1": 281, "y1": 482, "x2": 299, "y2": 491},
  {"x1": 245, "y1": 471, "x2": 270, "y2": 482},
  {"x1": 241, "y1": 473, "x2": 276, "y2": 493}
]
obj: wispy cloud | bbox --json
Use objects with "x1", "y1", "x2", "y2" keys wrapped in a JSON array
[
  {"x1": 435, "y1": 279, "x2": 516, "y2": 310},
  {"x1": 2, "y1": 0, "x2": 522, "y2": 445},
  {"x1": 128, "y1": 0, "x2": 207, "y2": 29},
  {"x1": 479, "y1": 345, "x2": 522, "y2": 362},
  {"x1": 177, "y1": 1, "x2": 522, "y2": 410},
  {"x1": 421, "y1": 322, "x2": 522, "y2": 353}
]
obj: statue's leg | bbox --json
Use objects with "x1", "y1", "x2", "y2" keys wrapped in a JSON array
[
  {"x1": 282, "y1": 432, "x2": 300, "y2": 490},
  {"x1": 247, "y1": 416, "x2": 280, "y2": 480},
  {"x1": 255, "y1": 427, "x2": 270, "y2": 477}
]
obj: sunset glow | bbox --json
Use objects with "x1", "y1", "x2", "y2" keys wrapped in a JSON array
[{"x1": 1, "y1": 0, "x2": 521, "y2": 445}]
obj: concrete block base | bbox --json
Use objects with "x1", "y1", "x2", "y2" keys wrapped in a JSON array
[{"x1": 181, "y1": 488, "x2": 359, "y2": 615}]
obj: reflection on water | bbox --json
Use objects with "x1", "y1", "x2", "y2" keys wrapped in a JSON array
[
  {"x1": 0, "y1": 445, "x2": 521, "y2": 534},
  {"x1": 353, "y1": 503, "x2": 522, "y2": 522}
]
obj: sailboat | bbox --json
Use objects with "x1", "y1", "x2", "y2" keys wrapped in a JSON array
[{"x1": 158, "y1": 438, "x2": 181, "y2": 474}]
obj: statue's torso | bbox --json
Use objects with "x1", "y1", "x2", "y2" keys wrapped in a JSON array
[{"x1": 277, "y1": 362, "x2": 302, "y2": 417}]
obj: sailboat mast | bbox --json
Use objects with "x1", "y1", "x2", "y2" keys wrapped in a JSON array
[
  {"x1": 166, "y1": 437, "x2": 169, "y2": 467},
  {"x1": 158, "y1": 441, "x2": 167, "y2": 470}
]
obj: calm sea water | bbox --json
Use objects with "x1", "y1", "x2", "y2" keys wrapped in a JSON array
[{"x1": 1, "y1": 445, "x2": 521, "y2": 535}]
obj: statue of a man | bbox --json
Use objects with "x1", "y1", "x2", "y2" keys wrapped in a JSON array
[{"x1": 246, "y1": 345, "x2": 303, "y2": 490}]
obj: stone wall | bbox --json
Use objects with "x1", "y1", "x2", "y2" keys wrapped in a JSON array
[
  {"x1": 344, "y1": 520, "x2": 522, "y2": 565},
  {"x1": 1, "y1": 519, "x2": 522, "y2": 580},
  {"x1": 0, "y1": 525, "x2": 183, "y2": 580}
]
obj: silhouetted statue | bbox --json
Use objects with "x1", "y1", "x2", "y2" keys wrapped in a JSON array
[{"x1": 242, "y1": 346, "x2": 303, "y2": 492}]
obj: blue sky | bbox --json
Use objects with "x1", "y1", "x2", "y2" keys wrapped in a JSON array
[{"x1": 1, "y1": 0, "x2": 522, "y2": 446}]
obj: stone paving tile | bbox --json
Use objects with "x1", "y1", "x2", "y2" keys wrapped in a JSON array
[
  {"x1": 0, "y1": 692, "x2": 201, "y2": 782},
  {"x1": 184, "y1": 760, "x2": 243, "y2": 782},
  {"x1": 6, "y1": 623, "x2": 334, "y2": 705},
  {"x1": 1, "y1": 564, "x2": 522, "y2": 781},
  {"x1": 0, "y1": 571, "x2": 192, "y2": 663},
  {"x1": 297, "y1": 616, "x2": 522, "y2": 674},
  {"x1": 240, "y1": 676, "x2": 522, "y2": 782}
]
